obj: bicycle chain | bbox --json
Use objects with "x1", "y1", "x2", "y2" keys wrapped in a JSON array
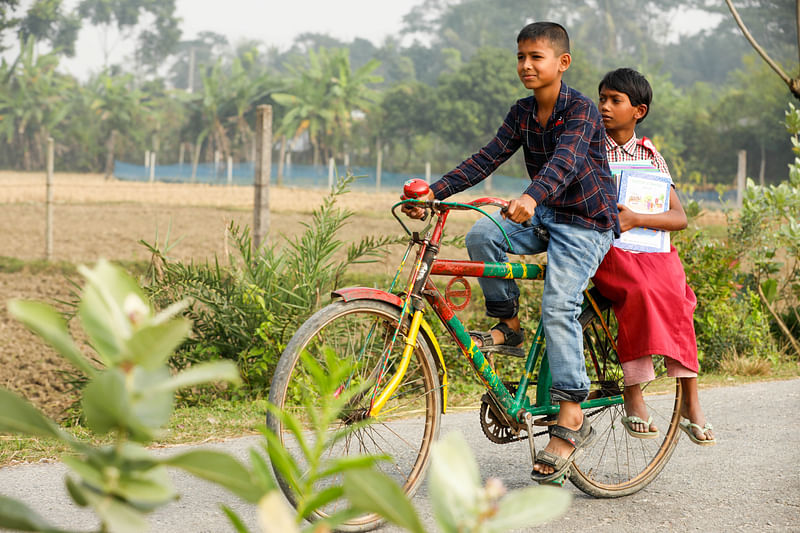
[{"x1": 479, "y1": 386, "x2": 611, "y2": 444}]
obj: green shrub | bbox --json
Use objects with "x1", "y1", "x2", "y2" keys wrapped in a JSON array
[
  {"x1": 724, "y1": 104, "x2": 800, "y2": 359},
  {"x1": 674, "y1": 200, "x2": 784, "y2": 369},
  {"x1": 694, "y1": 289, "x2": 778, "y2": 368},
  {"x1": 672, "y1": 103, "x2": 800, "y2": 368},
  {"x1": 141, "y1": 174, "x2": 401, "y2": 400}
]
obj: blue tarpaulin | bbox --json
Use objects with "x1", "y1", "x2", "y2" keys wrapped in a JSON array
[{"x1": 113, "y1": 160, "x2": 737, "y2": 204}]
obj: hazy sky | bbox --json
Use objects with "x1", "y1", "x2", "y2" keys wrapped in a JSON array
[
  {"x1": 60, "y1": 0, "x2": 426, "y2": 78},
  {"x1": 49, "y1": 0, "x2": 717, "y2": 79}
]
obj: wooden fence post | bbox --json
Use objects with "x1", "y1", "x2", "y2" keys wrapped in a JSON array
[
  {"x1": 253, "y1": 105, "x2": 272, "y2": 249},
  {"x1": 149, "y1": 152, "x2": 156, "y2": 183},
  {"x1": 328, "y1": 157, "x2": 335, "y2": 190},
  {"x1": 45, "y1": 137, "x2": 54, "y2": 261},
  {"x1": 104, "y1": 130, "x2": 117, "y2": 180},
  {"x1": 277, "y1": 136, "x2": 286, "y2": 187},
  {"x1": 191, "y1": 142, "x2": 199, "y2": 183},
  {"x1": 227, "y1": 156, "x2": 233, "y2": 186},
  {"x1": 376, "y1": 138, "x2": 382, "y2": 191},
  {"x1": 425, "y1": 162, "x2": 431, "y2": 184},
  {"x1": 736, "y1": 149, "x2": 746, "y2": 208}
]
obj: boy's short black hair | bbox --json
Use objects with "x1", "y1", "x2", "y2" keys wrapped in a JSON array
[
  {"x1": 517, "y1": 22, "x2": 570, "y2": 55},
  {"x1": 598, "y1": 68, "x2": 653, "y2": 124}
]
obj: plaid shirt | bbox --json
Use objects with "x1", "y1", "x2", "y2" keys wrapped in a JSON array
[
  {"x1": 431, "y1": 83, "x2": 619, "y2": 234},
  {"x1": 605, "y1": 132, "x2": 672, "y2": 180}
]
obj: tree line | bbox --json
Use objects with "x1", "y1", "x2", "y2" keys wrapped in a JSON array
[{"x1": 0, "y1": 0, "x2": 796, "y2": 187}]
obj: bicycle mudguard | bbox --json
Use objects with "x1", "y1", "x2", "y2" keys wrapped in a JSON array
[{"x1": 332, "y1": 287, "x2": 449, "y2": 413}]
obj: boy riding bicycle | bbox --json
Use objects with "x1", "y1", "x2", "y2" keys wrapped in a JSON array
[{"x1": 402, "y1": 22, "x2": 619, "y2": 482}]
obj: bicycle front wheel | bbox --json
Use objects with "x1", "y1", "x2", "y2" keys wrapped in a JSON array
[
  {"x1": 267, "y1": 299, "x2": 442, "y2": 532},
  {"x1": 569, "y1": 289, "x2": 682, "y2": 498}
]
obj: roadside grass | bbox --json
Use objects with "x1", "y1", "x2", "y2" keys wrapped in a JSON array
[
  {"x1": 0, "y1": 399, "x2": 269, "y2": 466},
  {"x1": 0, "y1": 256, "x2": 78, "y2": 275},
  {"x1": 0, "y1": 256, "x2": 149, "y2": 277}
]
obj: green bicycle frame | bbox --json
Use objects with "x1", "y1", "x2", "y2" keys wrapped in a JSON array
[{"x1": 369, "y1": 200, "x2": 624, "y2": 423}]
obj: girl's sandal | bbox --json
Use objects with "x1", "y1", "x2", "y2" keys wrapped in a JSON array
[
  {"x1": 621, "y1": 415, "x2": 660, "y2": 439},
  {"x1": 679, "y1": 419, "x2": 716, "y2": 446}
]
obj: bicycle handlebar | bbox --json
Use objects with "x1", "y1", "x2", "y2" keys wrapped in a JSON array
[
  {"x1": 392, "y1": 197, "x2": 537, "y2": 255},
  {"x1": 400, "y1": 178, "x2": 532, "y2": 228},
  {"x1": 398, "y1": 197, "x2": 533, "y2": 226}
]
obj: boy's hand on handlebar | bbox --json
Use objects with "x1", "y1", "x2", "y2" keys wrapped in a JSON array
[
  {"x1": 400, "y1": 190, "x2": 435, "y2": 219},
  {"x1": 504, "y1": 194, "x2": 537, "y2": 224}
]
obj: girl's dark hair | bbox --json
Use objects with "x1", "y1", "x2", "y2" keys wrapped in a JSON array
[
  {"x1": 598, "y1": 68, "x2": 653, "y2": 123},
  {"x1": 517, "y1": 22, "x2": 570, "y2": 55}
]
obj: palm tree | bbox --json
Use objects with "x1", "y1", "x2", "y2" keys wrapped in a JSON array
[{"x1": 0, "y1": 37, "x2": 72, "y2": 170}]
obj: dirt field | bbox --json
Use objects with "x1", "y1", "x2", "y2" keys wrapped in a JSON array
[
  {"x1": 0, "y1": 171, "x2": 728, "y2": 418},
  {"x1": 0, "y1": 172, "x2": 483, "y2": 418}
]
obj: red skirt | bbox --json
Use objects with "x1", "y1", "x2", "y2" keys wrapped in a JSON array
[{"x1": 591, "y1": 246, "x2": 699, "y2": 372}]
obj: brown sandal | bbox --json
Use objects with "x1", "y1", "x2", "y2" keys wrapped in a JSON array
[{"x1": 468, "y1": 322, "x2": 525, "y2": 357}]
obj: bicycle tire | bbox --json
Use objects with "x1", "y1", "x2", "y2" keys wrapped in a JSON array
[
  {"x1": 267, "y1": 299, "x2": 442, "y2": 532},
  {"x1": 568, "y1": 288, "x2": 682, "y2": 498}
]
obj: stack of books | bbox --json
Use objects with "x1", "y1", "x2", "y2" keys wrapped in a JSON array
[{"x1": 609, "y1": 160, "x2": 672, "y2": 253}]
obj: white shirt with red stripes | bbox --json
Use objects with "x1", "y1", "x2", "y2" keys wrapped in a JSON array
[{"x1": 604, "y1": 132, "x2": 672, "y2": 181}]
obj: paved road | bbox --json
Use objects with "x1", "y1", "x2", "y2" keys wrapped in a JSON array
[{"x1": 1, "y1": 379, "x2": 799, "y2": 532}]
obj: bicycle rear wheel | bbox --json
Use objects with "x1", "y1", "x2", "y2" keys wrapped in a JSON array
[
  {"x1": 569, "y1": 288, "x2": 682, "y2": 497},
  {"x1": 267, "y1": 299, "x2": 442, "y2": 532}
]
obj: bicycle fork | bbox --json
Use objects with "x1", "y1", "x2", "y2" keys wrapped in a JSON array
[{"x1": 368, "y1": 309, "x2": 425, "y2": 416}]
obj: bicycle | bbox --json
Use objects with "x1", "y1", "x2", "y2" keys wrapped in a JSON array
[{"x1": 267, "y1": 179, "x2": 683, "y2": 531}]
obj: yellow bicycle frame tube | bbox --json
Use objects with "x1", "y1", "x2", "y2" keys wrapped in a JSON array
[
  {"x1": 420, "y1": 317, "x2": 448, "y2": 412},
  {"x1": 370, "y1": 309, "x2": 445, "y2": 416}
]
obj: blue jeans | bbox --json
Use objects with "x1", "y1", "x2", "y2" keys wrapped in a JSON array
[{"x1": 465, "y1": 206, "x2": 613, "y2": 403}]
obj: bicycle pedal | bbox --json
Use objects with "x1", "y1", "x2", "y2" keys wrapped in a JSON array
[
  {"x1": 531, "y1": 467, "x2": 569, "y2": 487},
  {"x1": 481, "y1": 345, "x2": 526, "y2": 358},
  {"x1": 547, "y1": 472, "x2": 568, "y2": 487}
]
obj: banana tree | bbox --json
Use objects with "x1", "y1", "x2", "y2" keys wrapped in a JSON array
[
  {"x1": 326, "y1": 49, "x2": 382, "y2": 160},
  {"x1": 272, "y1": 47, "x2": 381, "y2": 165},
  {"x1": 272, "y1": 49, "x2": 335, "y2": 165},
  {"x1": 88, "y1": 71, "x2": 146, "y2": 178},
  {"x1": 186, "y1": 61, "x2": 234, "y2": 180},
  {"x1": 226, "y1": 54, "x2": 275, "y2": 161}
]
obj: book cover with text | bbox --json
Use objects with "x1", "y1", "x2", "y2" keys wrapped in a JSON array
[{"x1": 614, "y1": 169, "x2": 672, "y2": 253}]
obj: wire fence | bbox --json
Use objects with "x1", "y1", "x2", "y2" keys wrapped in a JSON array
[
  {"x1": 113, "y1": 160, "x2": 536, "y2": 195},
  {"x1": 112, "y1": 160, "x2": 738, "y2": 205}
]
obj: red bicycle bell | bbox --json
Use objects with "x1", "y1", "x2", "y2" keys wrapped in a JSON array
[{"x1": 403, "y1": 178, "x2": 430, "y2": 199}]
